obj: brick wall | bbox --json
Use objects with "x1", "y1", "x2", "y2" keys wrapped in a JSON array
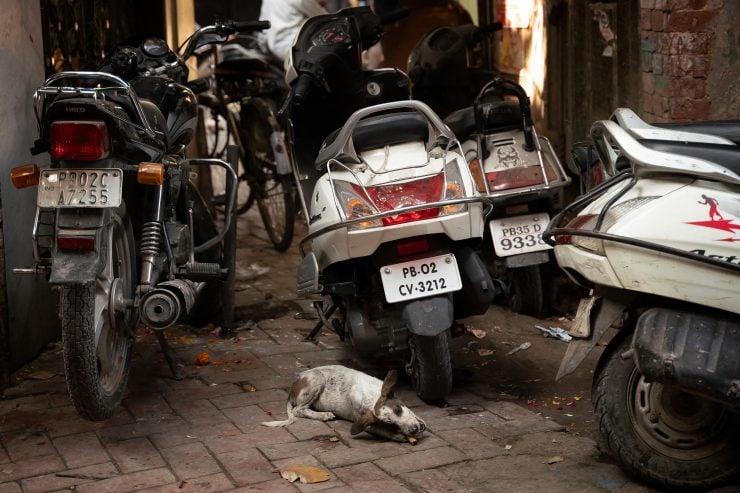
[{"x1": 640, "y1": 0, "x2": 724, "y2": 122}]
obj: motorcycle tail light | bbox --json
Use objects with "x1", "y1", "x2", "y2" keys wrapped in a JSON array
[
  {"x1": 10, "y1": 164, "x2": 40, "y2": 189},
  {"x1": 50, "y1": 120, "x2": 110, "y2": 161},
  {"x1": 360, "y1": 172, "x2": 445, "y2": 226},
  {"x1": 57, "y1": 235, "x2": 96, "y2": 251},
  {"x1": 396, "y1": 238, "x2": 430, "y2": 257}
]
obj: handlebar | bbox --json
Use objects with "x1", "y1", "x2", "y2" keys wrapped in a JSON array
[{"x1": 180, "y1": 20, "x2": 271, "y2": 60}]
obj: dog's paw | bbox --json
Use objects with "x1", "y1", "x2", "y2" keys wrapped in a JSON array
[{"x1": 321, "y1": 412, "x2": 336, "y2": 421}]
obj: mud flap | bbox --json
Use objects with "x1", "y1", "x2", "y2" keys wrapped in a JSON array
[
  {"x1": 555, "y1": 289, "x2": 635, "y2": 380},
  {"x1": 402, "y1": 294, "x2": 454, "y2": 337},
  {"x1": 48, "y1": 209, "x2": 107, "y2": 285},
  {"x1": 453, "y1": 246, "x2": 497, "y2": 318}
]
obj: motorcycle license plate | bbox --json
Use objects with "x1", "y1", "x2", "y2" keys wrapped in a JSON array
[
  {"x1": 380, "y1": 254, "x2": 462, "y2": 304},
  {"x1": 489, "y1": 212, "x2": 552, "y2": 257},
  {"x1": 37, "y1": 169, "x2": 123, "y2": 208}
]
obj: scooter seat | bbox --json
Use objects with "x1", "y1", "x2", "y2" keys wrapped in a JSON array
[
  {"x1": 444, "y1": 100, "x2": 522, "y2": 140},
  {"x1": 640, "y1": 139, "x2": 740, "y2": 176},
  {"x1": 655, "y1": 120, "x2": 740, "y2": 145},
  {"x1": 317, "y1": 112, "x2": 429, "y2": 168}
]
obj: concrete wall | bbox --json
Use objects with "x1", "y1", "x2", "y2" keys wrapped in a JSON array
[
  {"x1": 0, "y1": 1, "x2": 59, "y2": 377},
  {"x1": 640, "y1": 0, "x2": 739, "y2": 121}
]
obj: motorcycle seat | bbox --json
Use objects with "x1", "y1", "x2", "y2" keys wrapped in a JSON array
[
  {"x1": 444, "y1": 100, "x2": 522, "y2": 140},
  {"x1": 640, "y1": 139, "x2": 740, "y2": 176},
  {"x1": 317, "y1": 112, "x2": 429, "y2": 169},
  {"x1": 655, "y1": 120, "x2": 740, "y2": 146}
]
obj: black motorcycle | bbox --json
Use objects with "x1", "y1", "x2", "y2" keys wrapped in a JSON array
[{"x1": 10, "y1": 20, "x2": 269, "y2": 420}]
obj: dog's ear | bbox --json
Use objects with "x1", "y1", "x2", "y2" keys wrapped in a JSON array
[
  {"x1": 381, "y1": 370, "x2": 398, "y2": 399},
  {"x1": 351, "y1": 410, "x2": 377, "y2": 435}
]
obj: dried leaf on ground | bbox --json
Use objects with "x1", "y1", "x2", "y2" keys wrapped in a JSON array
[
  {"x1": 546, "y1": 456, "x2": 564, "y2": 464},
  {"x1": 279, "y1": 465, "x2": 331, "y2": 484}
]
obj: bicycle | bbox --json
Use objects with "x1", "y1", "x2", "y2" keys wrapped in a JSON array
[{"x1": 197, "y1": 37, "x2": 295, "y2": 251}]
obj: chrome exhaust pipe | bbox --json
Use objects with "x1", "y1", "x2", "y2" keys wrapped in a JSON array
[{"x1": 140, "y1": 279, "x2": 199, "y2": 329}]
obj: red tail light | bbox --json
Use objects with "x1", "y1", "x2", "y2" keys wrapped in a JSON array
[
  {"x1": 396, "y1": 239, "x2": 430, "y2": 257},
  {"x1": 57, "y1": 235, "x2": 96, "y2": 251},
  {"x1": 50, "y1": 121, "x2": 110, "y2": 160},
  {"x1": 353, "y1": 173, "x2": 444, "y2": 226},
  {"x1": 555, "y1": 214, "x2": 597, "y2": 245}
]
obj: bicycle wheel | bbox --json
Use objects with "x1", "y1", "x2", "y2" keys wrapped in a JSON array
[
  {"x1": 242, "y1": 99, "x2": 295, "y2": 251},
  {"x1": 200, "y1": 103, "x2": 254, "y2": 215}
]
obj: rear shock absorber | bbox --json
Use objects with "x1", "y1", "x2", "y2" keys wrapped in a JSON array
[{"x1": 140, "y1": 221, "x2": 162, "y2": 286}]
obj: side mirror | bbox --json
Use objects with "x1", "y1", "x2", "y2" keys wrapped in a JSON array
[{"x1": 568, "y1": 142, "x2": 598, "y2": 176}]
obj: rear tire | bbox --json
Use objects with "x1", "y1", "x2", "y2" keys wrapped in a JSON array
[
  {"x1": 61, "y1": 208, "x2": 135, "y2": 421},
  {"x1": 409, "y1": 331, "x2": 453, "y2": 403},
  {"x1": 593, "y1": 335, "x2": 740, "y2": 491},
  {"x1": 508, "y1": 265, "x2": 544, "y2": 316}
]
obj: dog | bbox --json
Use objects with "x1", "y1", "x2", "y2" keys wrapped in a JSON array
[{"x1": 261, "y1": 365, "x2": 426, "y2": 443}]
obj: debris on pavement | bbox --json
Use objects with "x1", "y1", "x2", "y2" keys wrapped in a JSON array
[
  {"x1": 477, "y1": 348, "x2": 495, "y2": 357},
  {"x1": 235, "y1": 263, "x2": 271, "y2": 281},
  {"x1": 279, "y1": 465, "x2": 331, "y2": 484},
  {"x1": 546, "y1": 456, "x2": 564, "y2": 464},
  {"x1": 25, "y1": 370, "x2": 57, "y2": 380},
  {"x1": 195, "y1": 352, "x2": 210, "y2": 366},
  {"x1": 506, "y1": 341, "x2": 532, "y2": 355},
  {"x1": 504, "y1": 444, "x2": 512, "y2": 450},
  {"x1": 534, "y1": 325, "x2": 573, "y2": 342},
  {"x1": 465, "y1": 326, "x2": 487, "y2": 339}
]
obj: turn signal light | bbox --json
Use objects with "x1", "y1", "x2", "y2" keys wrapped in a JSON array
[
  {"x1": 10, "y1": 164, "x2": 40, "y2": 189},
  {"x1": 137, "y1": 163, "x2": 165, "y2": 185}
]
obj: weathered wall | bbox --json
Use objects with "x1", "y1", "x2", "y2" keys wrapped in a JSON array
[
  {"x1": 640, "y1": 0, "x2": 739, "y2": 122},
  {"x1": 0, "y1": 2, "x2": 59, "y2": 377}
]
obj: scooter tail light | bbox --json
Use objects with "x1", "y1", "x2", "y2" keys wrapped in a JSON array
[
  {"x1": 10, "y1": 164, "x2": 40, "y2": 189},
  {"x1": 57, "y1": 235, "x2": 96, "y2": 251},
  {"x1": 356, "y1": 173, "x2": 445, "y2": 226},
  {"x1": 50, "y1": 120, "x2": 110, "y2": 161},
  {"x1": 333, "y1": 181, "x2": 382, "y2": 230}
]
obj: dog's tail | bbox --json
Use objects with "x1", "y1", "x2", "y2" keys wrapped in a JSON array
[{"x1": 261, "y1": 401, "x2": 297, "y2": 427}]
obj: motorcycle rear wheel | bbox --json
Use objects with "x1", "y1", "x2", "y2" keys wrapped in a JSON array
[
  {"x1": 408, "y1": 331, "x2": 453, "y2": 403},
  {"x1": 593, "y1": 335, "x2": 740, "y2": 491},
  {"x1": 60, "y1": 208, "x2": 136, "y2": 421},
  {"x1": 507, "y1": 264, "x2": 544, "y2": 316}
]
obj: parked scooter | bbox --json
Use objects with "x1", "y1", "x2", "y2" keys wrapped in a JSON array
[
  {"x1": 285, "y1": 7, "x2": 495, "y2": 402},
  {"x1": 9, "y1": 20, "x2": 269, "y2": 420},
  {"x1": 442, "y1": 78, "x2": 570, "y2": 315},
  {"x1": 544, "y1": 109, "x2": 740, "y2": 491}
]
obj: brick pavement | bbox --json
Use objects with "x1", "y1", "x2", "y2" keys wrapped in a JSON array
[{"x1": 0, "y1": 215, "x2": 659, "y2": 493}]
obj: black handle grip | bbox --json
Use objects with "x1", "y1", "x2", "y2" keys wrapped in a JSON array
[{"x1": 233, "y1": 20, "x2": 271, "y2": 32}]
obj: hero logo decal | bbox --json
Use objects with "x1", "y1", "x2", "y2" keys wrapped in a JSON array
[{"x1": 685, "y1": 195, "x2": 740, "y2": 242}]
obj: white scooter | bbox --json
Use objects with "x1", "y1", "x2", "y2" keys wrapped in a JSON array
[
  {"x1": 285, "y1": 7, "x2": 495, "y2": 402},
  {"x1": 544, "y1": 108, "x2": 740, "y2": 491}
]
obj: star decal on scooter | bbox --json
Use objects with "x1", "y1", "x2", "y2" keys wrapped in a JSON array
[{"x1": 685, "y1": 219, "x2": 740, "y2": 234}]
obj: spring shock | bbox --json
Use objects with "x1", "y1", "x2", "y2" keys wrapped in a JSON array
[{"x1": 140, "y1": 221, "x2": 162, "y2": 285}]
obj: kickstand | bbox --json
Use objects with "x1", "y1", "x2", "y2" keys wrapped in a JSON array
[
  {"x1": 305, "y1": 300, "x2": 337, "y2": 342},
  {"x1": 155, "y1": 331, "x2": 183, "y2": 380}
]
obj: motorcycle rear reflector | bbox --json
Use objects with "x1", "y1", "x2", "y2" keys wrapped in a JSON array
[
  {"x1": 355, "y1": 173, "x2": 445, "y2": 226},
  {"x1": 486, "y1": 165, "x2": 555, "y2": 191},
  {"x1": 10, "y1": 164, "x2": 40, "y2": 189},
  {"x1": 396, "y1": 239, "x2": 430, "y2": 257},
  {"x1": 137, "y1": 162, "x2": 165, "y2": 185},
  {"x1": 57, "y1": 235, "x2": 96, "y2": 251},
  {"x1": 50, "y1": 120, "x2": 110, "y2": 161}
]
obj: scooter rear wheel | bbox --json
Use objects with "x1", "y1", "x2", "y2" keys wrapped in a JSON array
[
  {"x1": 408, "y1": 331, "x2": 453, "y2": 403},
  {"x1": 593, "y1": 334, "x2": 740, "y2": 491},
  {"x1": 60, "y1": 208, "x2": 136, "y2": 421}
]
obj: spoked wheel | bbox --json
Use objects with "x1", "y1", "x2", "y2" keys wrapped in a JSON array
[
  {"x1": 593, "y1": 335, "x2": 740, "y2": 491},
  {"x1": 201, "y1": 104, "x2": 254, "y2": 215},
  {"x1": 507, "y1": 264, "x2": 545, "y2": 316},
  {"x1": 242, "y1": 99, "x2": 295, "y2": 252},
  {"x1": 407, "y1": 331, "x2": 453, "y2": 403},
  {"x1": 60, "y1": 207, "x2": 136, "y2": 421}
]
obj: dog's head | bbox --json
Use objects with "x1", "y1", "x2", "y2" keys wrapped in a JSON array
[{"x1": 350, "y1": 370, "x2": 426, "y2": 437}]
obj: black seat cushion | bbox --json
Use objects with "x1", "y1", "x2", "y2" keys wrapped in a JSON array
[
  {"x1": 321, "y1": 112, "x2": 429, "y2": 154},
  {"x1": 655, "y1": 120, "x2": 740, "y2": 146},
  {"x1": 444, "y1": 100, "x2": 522, "y2": 140},
  {"x1": 639, "y1": 140, "x2": 740, "y2": 176}
]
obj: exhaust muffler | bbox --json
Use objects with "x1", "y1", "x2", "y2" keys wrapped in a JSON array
[{"x1": 140, "y1": 279, "x2": 199, "y2": 329}]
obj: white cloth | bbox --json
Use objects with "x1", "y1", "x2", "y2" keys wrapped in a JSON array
[{"x1": 259, "y1": 0, "x2": 328, "y2": 65}]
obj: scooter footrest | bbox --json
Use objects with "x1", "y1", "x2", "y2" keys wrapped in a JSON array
[{"x1": 180, "y1": 262, "x2": 223, "y2": 281}]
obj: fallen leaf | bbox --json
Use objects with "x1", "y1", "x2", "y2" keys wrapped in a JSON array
[
  {"x1": 26, "y1": 370, "x2": 56, "y2": 380},
  {"x1": 477, "y1": 348, "x2": 494, "y2": 357},
  {"x1": 195, "y1": 352, "x2": 210, "y2": 366},
  {"x1": 546, "y1": 456, "x2": 564, "y2": 464},
  {"x1": 279, "y1": 465, "x2": 331, "y2": 484}
]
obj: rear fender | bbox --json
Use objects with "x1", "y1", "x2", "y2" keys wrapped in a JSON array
[
  {"x1": 48, "y1": 208, "x2": 107, "y2": 285},
  {"x1": 402, "y1": 294, "x2": 453, "y2": 337}
]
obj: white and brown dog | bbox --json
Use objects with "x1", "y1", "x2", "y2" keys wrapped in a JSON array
[{"x1": 261, "y1": 365, "x2": 426, "y2": 443}]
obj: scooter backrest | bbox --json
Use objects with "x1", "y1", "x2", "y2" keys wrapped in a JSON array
[
  {"x1": 474, "y1": 77, "x2": 534, "y2": 151},
  {"x1": 314, "y1": 100, "x2": 456, "y2": 170}
]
